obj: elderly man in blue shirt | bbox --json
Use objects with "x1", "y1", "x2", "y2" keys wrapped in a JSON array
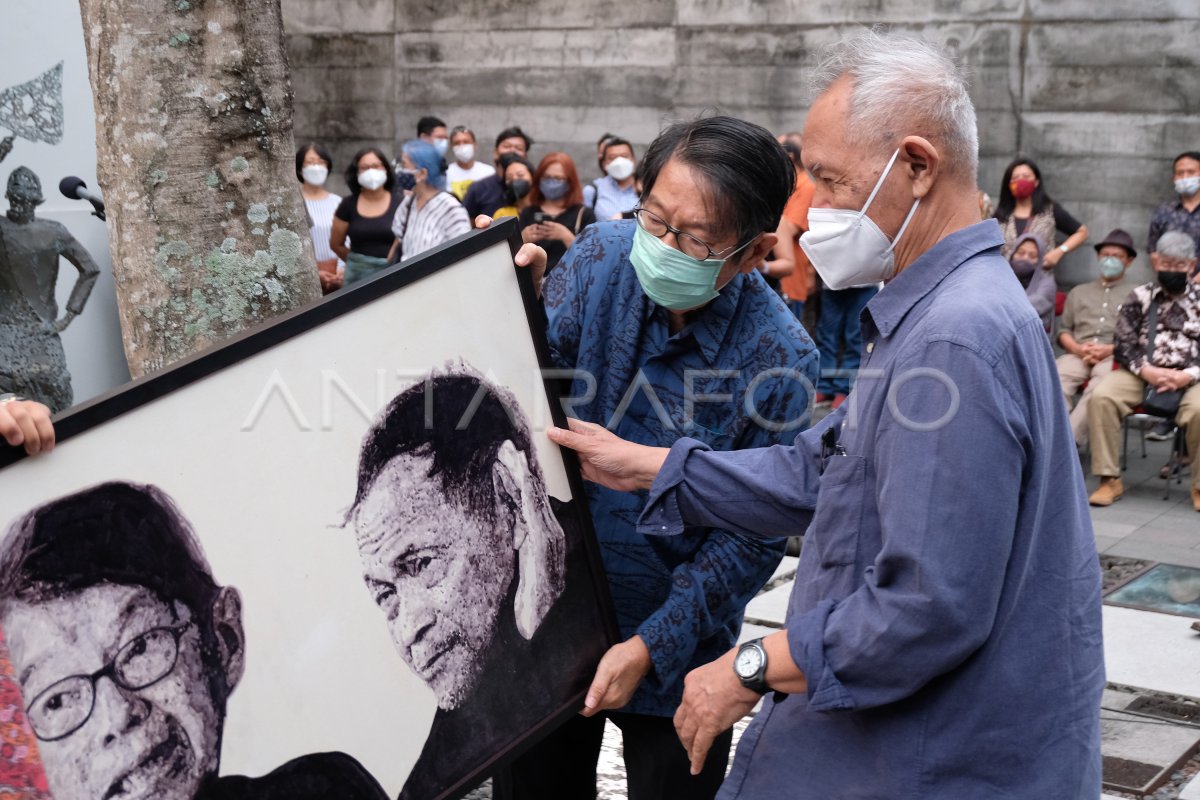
[
  {"x1": 490, "y1": 116, "x2": 818, "y2": 800},
  {"x1": 547, "y1": 30, "x2": 1104, "y2": 799}
]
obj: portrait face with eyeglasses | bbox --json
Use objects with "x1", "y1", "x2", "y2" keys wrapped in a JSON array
[{"x1": 2, "y1": 582, "x2": 243, "y2": 800}]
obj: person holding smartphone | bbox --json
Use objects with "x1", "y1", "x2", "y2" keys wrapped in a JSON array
[{"x1": 518, "y1": 153, "x2": 596, "y2": 273}]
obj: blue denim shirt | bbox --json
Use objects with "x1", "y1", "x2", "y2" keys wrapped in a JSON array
[
  {"x1": 641, "y1": 221, "x2": 1104, "y2": 796},
  {"x1": 544, "y1": 220, "x2": 819, "y2": 716}
]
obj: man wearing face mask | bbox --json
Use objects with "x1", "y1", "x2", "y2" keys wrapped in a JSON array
[
  {"x1": 1056, "y1": 229, "x2": 1136, "y2": 447},
  {"x1": 583, "y1": 137, "x2": 639, "y2": 221},
  {"x1": 1148, "y1": 152, "x2": 1200, "y2": 263},
  {"x1": 416, "y1": 115, "x2": 449, "y2": 157},
  {"x1": 492, "y1": 116, "x2": 817, "y2": 800},
  {"x1": 446, "y1": 125, "x2": 495, "y2": 201},
  {"x1": 542, "y1": 31, "x2": 1103, "y2": 798},
  {"x1": 463, "y1": 127, "x2": 533, "y2": 222},
  {"x1": 1089, "y1": 229, "x2": 1200, "y2": 510}
]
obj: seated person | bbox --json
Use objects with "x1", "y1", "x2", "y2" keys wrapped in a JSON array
[
  {"x1": 0, "y1": 481, "x2": 389, "y2": 800},
  {"x1": 1056, "y1": 229, "x2": 1136, "y2": 447},
  {"x1": 1007, "y1": 233, "x2": 1055, "y2": 334},
  {"x1": 1088, "y1": 230, "x2": 1200, "y2": 510}
]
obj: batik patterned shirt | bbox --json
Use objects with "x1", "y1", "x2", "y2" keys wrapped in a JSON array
[
  {"x1": 1113, "y1": 281, "x2": 1200, "y2": 381},
  {"x1": 1147, "y1": 198, "x2": 1200, "y2": 255},
  {"x1": 542, "y1": 219, "x2": 818, "y2": 716}
]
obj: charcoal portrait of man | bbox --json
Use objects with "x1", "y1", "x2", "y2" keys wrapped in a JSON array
[
  {"x1": 0, "y1": 481, "x2": 389, "y2": 800},
  {"x1": 348, "y1": 366, "x2": 607, "y2": 799}
]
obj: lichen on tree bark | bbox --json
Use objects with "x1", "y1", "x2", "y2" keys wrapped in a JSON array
[{"x1": 80, "y1": 0, "x2": 320, "y2": 378}]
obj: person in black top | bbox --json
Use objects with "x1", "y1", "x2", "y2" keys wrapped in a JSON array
[
  {"x1": 518, "y1": 153, "x2": 596, "y2": 272},
  {"x1": 331, "y1": 147, "x2": 403, "y2": 285},
  {"x1": 994, "y1": 157, "x2": 1089, "y2": 268},
  {"x1": 463, "y1": 127, "x2": 534, "y2": 222},
  {"x1": 0, "y1": 482, "x2": 389, "y2": 800}
]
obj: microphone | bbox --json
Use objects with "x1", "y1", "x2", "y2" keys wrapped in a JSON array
[{"x1": 59, "y1": 176, "x2": 106, "y2": 221}]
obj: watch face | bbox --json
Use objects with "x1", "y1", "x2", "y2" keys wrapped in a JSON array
[{"x1": 735, "y1": 646, "x2": 763, "y2": 678}]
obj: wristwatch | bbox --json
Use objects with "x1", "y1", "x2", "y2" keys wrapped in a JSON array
[
  {"x1": 1059, "y1": 244, "x2": 1069, "y2": 254},
  {"x1": 734, "y1": 637, "x2": 770, "y2": 694}
]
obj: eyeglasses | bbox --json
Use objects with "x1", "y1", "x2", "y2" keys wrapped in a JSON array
[
  {"x1": 26, "y1": 622, "x2": 193, "y2": 742},
  {"x1": 632, "y1": 207, "x2": 746, "y2": 261}
]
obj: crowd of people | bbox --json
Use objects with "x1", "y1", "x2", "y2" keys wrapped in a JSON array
[
  {"x1": 295, "y1": 112, "x2": 1200, "y2": 513},
  {"x1": 5, "y1": 25, "x2": 1200, "y2": 800}
]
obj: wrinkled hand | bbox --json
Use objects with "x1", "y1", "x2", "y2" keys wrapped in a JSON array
[
  {"x1": 674, "y1": 649, "x2": 760, "y2": 776},
  {"x1": 548, "y1": 418, "x2": 668, "y2": 493},
  {"x1": 1042, "y1": 248, "x2": 1064, "y2": 269},
  {"x1": 581, "y1": 636, "x2": 652, "y2": 717},
  {"x1": 1156, "y1": 369, "x2": 1193, "y2": 393},
  {"x1": 0, "y1": 399, "x2": 55, "y2": 455}
]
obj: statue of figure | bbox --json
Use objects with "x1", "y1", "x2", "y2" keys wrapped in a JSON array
[{"x1": 0, "y1": 166, "x2": 100, "y2": 413}]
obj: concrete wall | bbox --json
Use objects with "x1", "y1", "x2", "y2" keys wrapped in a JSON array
[{"x1": 283, "y1": 0, "x2": 1200, "y2": 287}]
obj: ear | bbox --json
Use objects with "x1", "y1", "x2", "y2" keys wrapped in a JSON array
[
  {"x1": 899, "y1": 136, "x2": 940, "y2": 200},
  {"x1": 210, "y1": 586, "x2": 246, "y2": 696},
  {"x1": 492, "y1": 440, "x2": 566, "y2": 640},
  {"x1": 738, "y1": 233, "x2": 779, "y2": 275}
]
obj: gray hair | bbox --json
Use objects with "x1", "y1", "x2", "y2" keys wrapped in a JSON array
[
  {"x1": 1157, "y1": 230, "x2": 1197, "y2": 261},
  {"x1": 809, "y1": 29, "x2": 979, "y2": 179}
]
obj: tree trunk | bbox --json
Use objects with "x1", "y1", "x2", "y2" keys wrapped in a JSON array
[{"x1": 79, "y1": 0, "x2": 320, "y2": 378}]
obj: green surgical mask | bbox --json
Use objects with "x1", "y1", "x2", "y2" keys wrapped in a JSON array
[
  {"x1": 629, "y1": 224, "x2": 749, "y2": 311},
  {"x1": 1099, "y1": 256, "x2": 1125, "y2": 280}
]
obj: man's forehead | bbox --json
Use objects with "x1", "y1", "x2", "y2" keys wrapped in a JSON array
[{"x1": 4, "y1": 585, "x2": 173, "y2": 686}]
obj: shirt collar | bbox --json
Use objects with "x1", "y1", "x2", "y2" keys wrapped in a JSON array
[
  {"x1": 865, "y1": 220, "x2": 1005, "y2": 339},
  {"x1": 646, "y1": 272, "x2": 744, "y2": 365}
]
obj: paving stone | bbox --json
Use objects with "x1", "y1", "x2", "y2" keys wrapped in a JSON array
[
  {"x1": 738, "y1": 622, "x2": 781, "y2": 645},
  {"x1": 1101, "y1": 710, "x2": 1200, "y2": 794},
  {"x1": 743, "y1": 582, "x2": 792, "y2": 627},
  {"x1": 770, "y1": 555, "x2": 798, "y2": 584},
  {"x1": 1180, "y1": 772, "x2": 1200, "y2": 799},
  {"x1": 1103, "y1": 606, "x2": 1200, "y2": 700}
]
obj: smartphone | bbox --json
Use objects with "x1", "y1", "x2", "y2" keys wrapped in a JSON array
[{"x1": 532, "y1": 212, "x2": 547, "y2": 225}]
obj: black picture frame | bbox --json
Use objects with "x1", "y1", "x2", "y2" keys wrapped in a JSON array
[{"x1": 0, "y1": 218, "x2": 619, "y2": 800}]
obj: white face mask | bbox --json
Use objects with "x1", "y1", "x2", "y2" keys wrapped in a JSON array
[
  {"x1": 799, "y1": 149, "x2": 921, "y2": 290},
  {"x1": 606, "y1": 156, "x2": 635, "y2": 181},
  {"x1": 357, "y1": 168, "x2": 387, "y2": 191},
  {"x1": 301, "y1": 164, "x2": 328, "y2": 186},
  {"x1": 453, "y1": 143, "x2": 475, "y2": 164}
]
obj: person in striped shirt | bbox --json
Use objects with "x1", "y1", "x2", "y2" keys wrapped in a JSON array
[{"x1": 389, "y1": 139, "x2": 471, "y2": 263}]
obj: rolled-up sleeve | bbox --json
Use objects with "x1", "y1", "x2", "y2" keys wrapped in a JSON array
[
  {"x1": 788, "y1": 338, "x2": 1028, "y2": 711},
  {"x1": 638, "y1": 408, "x2": 837, "y2": 539}
]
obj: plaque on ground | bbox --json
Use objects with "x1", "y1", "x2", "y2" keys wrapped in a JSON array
[{"x1": 1106, "y1": 563, "x2": 1200, "y2": 619}]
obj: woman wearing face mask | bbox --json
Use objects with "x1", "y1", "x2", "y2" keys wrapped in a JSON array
[
  {"x1": 331, "y1": 147, "x2": 404, "y2": 286},
  {"x1": 492, "y1": 155, "x2": 535, "y2": 221},
  {"x1": 583, "y1": 137, "x2": 639, "y2": 221},
  {"x1": 446, "y1": 126, "x2": 495, "y2": 202},
  {"x1": 387, "y1": 139, "x2": 471, "y2": 263},
  {"x1": 1008, "y1": 232, "x2": 1056, "y2": 334},
  {"x1": 994, "y1": 157, "x2": 1089, "y2": 269},
  {"x1": 517, "y1": 153, "x2": 596, "y2": 272},
  {"x1": 296, "y1": 143, "x2": 345, "y2": 294}
]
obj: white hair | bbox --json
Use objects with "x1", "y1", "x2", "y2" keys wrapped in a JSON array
[
  {"x1": 809, "y1": 28, "x2": 979, "y2": 179},
  {"x1": 1157, "y1": 230, "x2": 1197, "y2": 261}
]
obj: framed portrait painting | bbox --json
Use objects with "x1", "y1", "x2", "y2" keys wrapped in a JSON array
[{"x1": 0, "y1": 219, "x2": 618, "y2": 800}]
